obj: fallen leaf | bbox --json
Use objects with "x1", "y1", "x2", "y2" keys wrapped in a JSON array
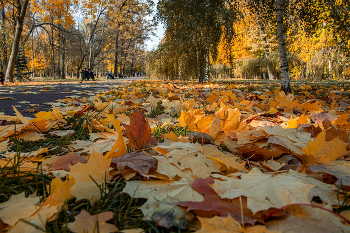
[
  {"x1": 177, "y1": 178, "x2": 256, "y2": 224},
  {"x1": 147, "y1": 197, "x2": 194, "y2": 229},
  {"x1": 67, "y1": 210, "x2": 118, "y2": 233},
  {"x1": 164, "y1": 142, "x2": 221, "y2": 178},
  {"x1": 69, "y1": 151, "x2": 112, "y2": 202},
  {"x1": 210, "y1": 168, "x2": 322, "y2": 214},
  {"x1": 196, "y1": 215, "x2": 278, "y2": 233},
  {"x1": 123, "y1": 180, "x2": 204, "y2": 202},
  {"x1": 49, "y1": 130, "x2": 75, "y2": 137},
  {"x1": 215, "y1": 106, "x2": 241, "y2": 132},
  {"x1": 25, "y1": 108, "x2": 39, "y2": 113},
  {"x1": 266, "y1": 214, "x2": 341, "y2": 233},
  {"x1": 0, "y1": 192, "x2": 40, "y2": 226},
  {"x1": 13, "y1": 106, "x2": 30, "y2": 125},
  {"x1": 47, "y1": 152, "x2": 88, "y2": 172},
  {"x1": 114, "y1": 151, "x2": 158, "y2": 176},
  {"x1": 123, "y1": 110, "x2": 157, "y2": 150},
  {"x1": 162, "y1": 131, "x2": 179, "y2": 142},
  {"x1": 0, "y1": 140, "x2": 8, "y2": 153},
  {"x1": 308, "y1": 163, "x2": 350, "y2": 187},
  {"x1": 8, "y1": 204, "x2": 59, "y2": 233},
  {"x1": 301, "y1": 130, "x2": 347, "y2": 165}
]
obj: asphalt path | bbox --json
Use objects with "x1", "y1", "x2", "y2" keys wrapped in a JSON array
[{"x1": 0, "y1": 77, "x2": 143, "y2": 118}]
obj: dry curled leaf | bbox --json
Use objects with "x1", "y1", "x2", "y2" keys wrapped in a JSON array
[{"x1": 113, "y1": 151, "x2": 158, "y2": 176}]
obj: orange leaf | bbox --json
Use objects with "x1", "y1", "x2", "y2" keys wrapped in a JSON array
[
  {"x1": 301, "y1": 130, "x2": 347, "y2": 165},
  {"x1": 123, "y1": 110, "x2": 157, "y2": 150}
]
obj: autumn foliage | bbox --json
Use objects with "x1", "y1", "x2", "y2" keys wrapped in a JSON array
[{"x1": 0, "y1": 80, "x2": 350, "y2": 232}]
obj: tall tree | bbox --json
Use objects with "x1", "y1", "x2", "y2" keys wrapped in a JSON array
[
  {"x1": 5, "y1": 0, "x2": 29, "y2": 83},
  {"x1": 276, "y1": 0, "x2": 291, "y2": 93}
]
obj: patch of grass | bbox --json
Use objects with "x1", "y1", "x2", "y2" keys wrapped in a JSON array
[
  {"x1": 152, "y1": 125, "x2": 191, "y2": 143},
  {"x1": 148, "y1": 103, "x2": 165, "y2": 118},
  {"x1": 335, "y1": 180, "x2": 350, "y2": 213}
]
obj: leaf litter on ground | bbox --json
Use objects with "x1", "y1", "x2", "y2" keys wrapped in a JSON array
[{"x1": 0, "y1": 80, "x2": 350, "y2": 232}]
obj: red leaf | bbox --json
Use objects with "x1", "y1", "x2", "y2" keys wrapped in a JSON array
[
  {"x1": 48, "y1": 152, "x2": 88, "y2": 171},
  {"x1": 123, "y1": 109, "x2": 157, "y2": 150},
  {"x1": 177, "y1": 178, "x2": 257, "y2": 225}
]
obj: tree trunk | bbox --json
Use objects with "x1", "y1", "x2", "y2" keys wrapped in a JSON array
[
  {"x1": 195, "y1": 40, "x2": 203, "y2": 83},
  {"x1": 113, "y1": 30, "x2": 120, "y2": 76},
  {"x1": 51, "y1": 16, "x2": 55, "y2": 79},
  {"x1": 61, "y1": 30, "x2": 66, "y2": 79},
  {"x1": 5, "y1": 0, "x2": 29, "y2": 82},
  {"x1": 276, "y1": 0, "x2": 291, "y2": 94},
  {"x1": 328, "y1": 50, "x2": 332, "y2": 81}
]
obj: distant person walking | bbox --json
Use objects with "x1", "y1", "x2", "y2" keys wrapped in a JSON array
[{"x1": 0, "y1": 71, "x2": 4, "y2": 85}]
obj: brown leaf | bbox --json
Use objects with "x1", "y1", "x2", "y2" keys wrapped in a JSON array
[
  {"x1": 177, "y1": 178, "x2": 257, "y2": 225},
  {"x1": 310, "y1": 112, "x2": 337, "y2": 127},
  {"x1": 297, "y1": 124, "x2": 322, "y2": 138},
  {"x1": 322, "y1": 119, "x2": 349, "y2": 143},
  {"x1": 114, "y1": 152, "x2": 158, "y2": 176},
  {"x1": 187, "y1": 132, "x2": 214, "y2": 144},
  {"x1": 308, "y1": 163, "x2": 350, "y2": 188},
  {"x1": 48, "y1": 152, "x2": 88, "y2": 172},
  {"x1": 123, "y1": 110, "x2": 157, "y2": 150},
  {"x1": 25, "y1": 108, "x2": 39, "y2": 113}
]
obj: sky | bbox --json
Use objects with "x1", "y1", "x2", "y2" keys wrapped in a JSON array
[{"x1": 144, "y1": 0, "x2": 165, "y2": 51}]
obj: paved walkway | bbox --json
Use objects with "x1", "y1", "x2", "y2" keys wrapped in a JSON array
[{"x1": 0, "y1": 77, "x2": 144, "y2": 118}]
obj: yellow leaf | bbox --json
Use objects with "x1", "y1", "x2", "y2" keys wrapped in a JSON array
[
  {"x1": 302, "y1": 131, "x2": 347, "y2": 165},
  {"x1": 162, "y1": 131, "x2": 179, "y2": 142},
  {"x1": 12, "y1": 106, "x2": 30, "y2": 125},
  {"x1": 215, "y1": 106, "x2": 241, "y2": 132},
  {"x1": 67, "y1": 210, "x2": 118, "y2": 233},
  {"x1": 0, "y1": 192, "x2": 40, "y2": 226},
  {"x1": 69, "y1": 151, "x2": 112, "y2": 202}
]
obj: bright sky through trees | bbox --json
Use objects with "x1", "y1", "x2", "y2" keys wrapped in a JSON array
[{"x1": 145, "y1": 0, "x2": 165, "y2": 50}]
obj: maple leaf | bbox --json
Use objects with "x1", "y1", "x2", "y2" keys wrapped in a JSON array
[
  {"x1": 198, "y1": 144, "x2": 246, "y2": 172},
  {"x1": 123, "y1": 109, "x2": 157, "y2": 150},
  {"x1": 42, "y1": 174, "x2": 75, "y2": 207},
  {"x1": 177, "y1": 109, "x2": 205, "y2": 130},
  {"x1": 67, "y1": 210, "x2": 118, "y2": 233},
  {"x1": 153, "y1": 155, "x2": 195, "y2": 181},
  {"x1": 8, "y1": 204, "x2": 59, "y2": 233},
  {"x1": 333, "y1": 113, "x2": 350, "y2": 130},
  {"x1": 297, "y1": 100, "x2": 323, "y2": 112},
  {"x1": 114, "y1": 151, "x2": 158, "y2": 176},
  {"x1": 69, "y1": 150, "x2": 112, "y2": 203},
  {"x1": 177, "y1": 178, "x2": 256, "y2": 225},
  {"x1": 0, "y1": 192, "x2": 40, "y2": 226},
  {"x1": 47, "y1": 152, "x2": 88, "y2": 171},
  {"x1": 140, "y1": 197, "x2": 194, "y2": 229},
  {"x1": 215, "y1": 106, "x2": 241, "y2": 132},
  {"x1": 308, "y1": 163, "x2": 350, "y2": 187},
  {"x1": 123, "y1": 180, "x2": 204, "y2": 202},
  {"x1": 266, "y1": 214, "x2": 341, "y2": 233},
  {"x1": 301, "y1": 130, "x2": 347, "y2": 165},
  {"x1": 196, "y1": 215, "x2": 278, "y2": 233},
  {"x1": 163, "y1": 142, "x2": 221, "y2": 178},
  {"x1": 162, "y1": 131, "x2": 179, "y2": 142},
  {"x1": 210, "y1": 168, "x2": 333, "y2": 214}
]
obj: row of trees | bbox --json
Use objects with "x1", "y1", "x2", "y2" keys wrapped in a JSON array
[
  {"x1": 146, "y1": 0, "x2": 350, "y2": 93},
  {"x1": 0, "y1": 0, "x2": 154, "y2": 82}
]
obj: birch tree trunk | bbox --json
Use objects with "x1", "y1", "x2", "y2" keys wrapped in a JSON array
[
  {"x1": 5, "y1": 0, "x2": 29, "y2": 83},
  {"x1": 276, "y1": 0, "x2": 291, "y2": 94}
]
